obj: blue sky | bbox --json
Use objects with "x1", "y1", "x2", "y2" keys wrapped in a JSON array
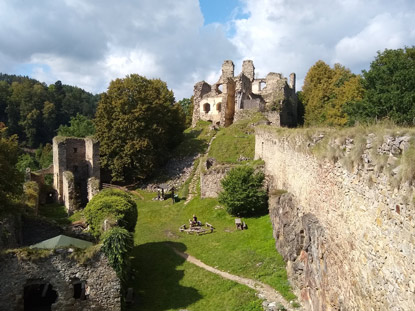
[
  {"x1": 0, "y1": 0, "x2": 414, "y2": 99},
  {"x1": 199, "y1": 0, "x2": 241, "y2": 24}
]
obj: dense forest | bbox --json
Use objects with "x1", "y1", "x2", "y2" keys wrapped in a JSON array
[{"x1": 0, "y1": 73, "x2": 100, "y2": 147}]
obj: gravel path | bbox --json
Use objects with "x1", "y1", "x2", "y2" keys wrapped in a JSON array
[{"x1": 170, "y1": 247, "x2": 298, "y2": 311}]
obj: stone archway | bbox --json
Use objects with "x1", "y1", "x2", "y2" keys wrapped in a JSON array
[{"x1": 24, "y1": 282, "x2": 58, "y2": 311}]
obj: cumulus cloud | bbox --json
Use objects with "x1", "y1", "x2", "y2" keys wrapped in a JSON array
[
  {"x1": 0, "y1": 0, "x2": 238, "y2": 99},
  {"x1": 230, "y1": 0, "x2": 415, "y2": 89},
  {"x1": 0, "y1": 0, "x2": 414, "y2": 97}
]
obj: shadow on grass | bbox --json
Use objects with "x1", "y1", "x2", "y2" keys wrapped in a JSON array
[
  {"x1": 174, "y1": 129, "x2": 209, "y2": 157},
  {"x1": 127, "y1": 241, "x2": 202, "y2": 311},
  {"x1": 38, "y1": 203, "x2": 71, "y2": 225}
]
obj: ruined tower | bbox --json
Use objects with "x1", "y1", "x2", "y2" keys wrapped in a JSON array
[
  {"x1": 53, "y1": 137, "x2": 100, "y2": 214},
  {"x1": 192, "y1": 60, "x2": 298, "y2": 128}
]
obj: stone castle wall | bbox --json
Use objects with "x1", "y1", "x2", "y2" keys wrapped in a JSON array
[
  {"x1": 53, "y1": 137, "x2": 100, "y2": 213},
  {"x1": 255, "y1": 127, "x2": 415, "y2": 311},
  {"x1": 0, "y1": 250, "x2": 120, "y2": 311},
  {"x1": 192, "y1": 60, "x2": 297, "y2": 128},
  {"x1": 200, "y1": 165, "x2": 231, "y2": 198}
]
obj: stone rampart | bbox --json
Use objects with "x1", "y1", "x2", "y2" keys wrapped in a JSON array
[
  {"x1": 255, "y1": 127, "x2": 415, "y2": 311},
  {"x1": 200, "y1": 165, "x2": 231, "y2": 198},
  {"x1": 0, "y1": 250, "x2": 120, "y2": 311}
]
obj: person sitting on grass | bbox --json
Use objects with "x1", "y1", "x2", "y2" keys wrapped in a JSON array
[{"x1": 189, "y1": 214, "x2": 201, "y2": 227}]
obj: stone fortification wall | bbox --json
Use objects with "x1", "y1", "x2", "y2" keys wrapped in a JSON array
[
  {"x1": 255, "y1": 127, "x2": 415, "y2": 311},
  {"x1": 62, "y1": 171, "x2": 75, "y2": 212},
  {"x1": 86, "y1": 138, "x2": 100, "y2": 180},
  {"x1": 192, "y1": 60, "x2": 297, "y2": 128},
  {"x1": 53, "y1": 137, "x2": 100, "y2": 212},
  {"x1": 0, "y1": 250, "x2": 120, "y2": 311},
  {"x1": 200, "y1": 165, "x2": 231, "y2": 198}
]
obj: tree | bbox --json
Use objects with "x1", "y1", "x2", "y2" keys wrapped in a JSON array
[
  {"x1": 95, "y1": 74, "x2": 186, "y2": 182},
  {"x1": 302, "y1": 61, "x2": 364, "y2": 126},
  {"x1": 0, "y1": 123, "x2": 23, "y2": 209},
  {"x1": 42, "y1": 101, "x2": 57, "y2": 141},
  {"x1": 346, "y1": 47, "x2": 415, "y2": 125},
  {"x1": 57, "y1": 114, "x2": 95, "y2": 137},
  {"x1": 218, "y1": 166, "x2": 268, "y2": 217},
  {"x1": 0, "y1": 81, "x2": 10, "y2": 124},
  {"x1": 177, "y1": 97, "x2": 194, "y2": 128}
]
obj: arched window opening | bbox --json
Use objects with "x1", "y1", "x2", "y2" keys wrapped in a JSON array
[
  {"x1": 216, "y1": 103, "x2": 222, "y2": 112},
  {"x1": 259, "y1": 81, "x2": 266, "y2": 91},
  {"x1": 203, "y1": 103, "x2": 211, "y2": 113},
  {"x1": 216, "y1": 84, "x2": 223, "y2": 93}
]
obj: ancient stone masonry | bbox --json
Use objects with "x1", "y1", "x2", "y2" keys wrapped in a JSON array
[
  {"x1": 192, "y1": 60, "x2": 298, "y2": 128},
  {"x1": 53, "y1": 137, "x2": 100, "y2": 214},
  {"x1": 200, "y1": 158, "x2": 232, "y2": 198},
  {"x1": 0, "y1": 250, "x2": 120, "y2": 311},
  {"x1": 255, "y1": 128, "x2": 415, "y2": 311}
]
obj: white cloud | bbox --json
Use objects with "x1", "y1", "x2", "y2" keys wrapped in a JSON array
[
  {"x1": 230, "y1": 0, "x2": 415, "y2": 89},
  {"x1": 333, "y1": 13, "x2": 415, "y2": 67},
  {"x1": 0, "y1": 0, "x2": 238, "y2": 99},
  {"x1": 0, "y1": 0, "x2": 414, "y2": 98}
]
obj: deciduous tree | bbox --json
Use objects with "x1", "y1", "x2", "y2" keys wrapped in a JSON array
[
  {"x1": 95, "y1": 74, "x2": 185, "y2": 182},
  {"x1": 303, "y1": 61, "x2": 364, "y2": 126},
  {"x1": 57, "y1": 114, "x2": 95, "y2": 137},
  {"x1": 0, "y1": 123, "x2": 23, "y2": 209},
  {"x1": 346, "y1": 47, "x2": 415, "y2": 125}
]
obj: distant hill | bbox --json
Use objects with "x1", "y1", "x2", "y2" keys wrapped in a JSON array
[{"x1": 0, "y1": 73, "x2": 100, "y2": 147}]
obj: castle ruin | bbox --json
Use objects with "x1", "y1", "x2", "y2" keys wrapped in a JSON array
[
  {"x1": 192, "y1": 60, "x2": 298, "y2": 127},
  {"x1": 53, "y1": 137, "x2": 100, "y2": 214}
]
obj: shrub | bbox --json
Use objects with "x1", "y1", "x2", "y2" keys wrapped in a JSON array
[
  {"x1": 219, "y1": 166, "x2": 268, "y2": 217},
  {"x1": 101, "y1": 227, "x2": 133, "y2": 279},
  {"x1": 83, "y1": 189, "x2": 137, "y2": 237},
  {"x1": 23, "y1": 181, "x2": 39, "y2": 213}
]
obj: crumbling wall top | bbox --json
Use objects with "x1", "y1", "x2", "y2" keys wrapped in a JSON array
[
  {"x1": 242, "y1": 60, "x2": 255, "y2": 82},
  {"x1": 221, "y1": 60, "x2": 235, "y2": 82}
]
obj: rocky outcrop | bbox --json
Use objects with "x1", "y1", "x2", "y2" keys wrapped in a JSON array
[
  {"x1": 269, "y1": 194, "x2": 331, "y2": 311},
  {"x1": 256, "y1": 127, "x2": 415, "y2": 311}
]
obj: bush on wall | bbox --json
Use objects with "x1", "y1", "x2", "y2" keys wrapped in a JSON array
[
  {"x1": 83, "y1": 189, "x2": 137, "y2": 238},
  {"x1": 101, "y1": 226, "x2": 133, "y2": 279}
]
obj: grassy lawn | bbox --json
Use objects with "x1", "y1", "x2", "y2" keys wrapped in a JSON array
[
  {"x1": 37, "y1": 120, "x2": 296, "y2": 310},
  {"x1": 127, "y1": 190, "x2": 297, "y2": 310},
  {"x1": 126, "y1": 118, "x2": 297, "y2": 310},
  {"x1": 208, "y1": 113, "x2": 266, "y2": 163}
]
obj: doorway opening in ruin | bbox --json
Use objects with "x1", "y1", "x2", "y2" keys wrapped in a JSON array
[
  {"x1": 24, "y1": 283, "x2": 58, "y2": 311},
  {"x1": 216, "y1": 103, "x2": 221, "y2": 112},
  {"x1": 73, "y1": 280, "x2": 87, "y2": 300},
  {"x1": 203, "y1": 103, "x2": 211, "y2": 113}
]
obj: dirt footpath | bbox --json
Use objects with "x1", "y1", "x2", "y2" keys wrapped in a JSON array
[{"x1": 171, "y1": 247, "x2": 300, "y2": 311}]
